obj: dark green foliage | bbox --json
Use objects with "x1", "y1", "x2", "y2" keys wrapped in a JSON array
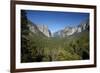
[
  {"x1": 21, "y1": 26, "x2": 89, "y2": 62},
  {"x1": 21, "y1": 10, "x2": 33, "y2": 62},
  {"x1": 21, "y1": 10, "x2": 89, "y2": 62},
  {"x1": 21, "y1": 30, "x2": 89, "y2": 62}
]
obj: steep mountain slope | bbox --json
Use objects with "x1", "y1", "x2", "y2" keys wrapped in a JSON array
[
  {"x1": 28, "y1": 20, "x2": 51, "y2": 37},
  {"x1": 53, "y1": 19, "x2": 89, "y2": 37},
  {"x1": 21, "y1": 15, "x2": 90, "y2": 62}
]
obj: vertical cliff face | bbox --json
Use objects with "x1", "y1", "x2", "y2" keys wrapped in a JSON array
[
  {"x1": 53, "y1": 20, "x2": 89, "y2": 37},
  {"x1": 36, "y1": 24, "x2": 51, "y2": 37},
  {"x1": 28, "y1": 22, "x2": 51, "y2": 37},
  {"x1": 28, "y1": 19, "x2": 89, "y2": 38}
]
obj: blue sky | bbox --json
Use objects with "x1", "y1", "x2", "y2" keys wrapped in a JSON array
[{"x1": 25, "y1": 10, "x2": 89, "y2": 33}]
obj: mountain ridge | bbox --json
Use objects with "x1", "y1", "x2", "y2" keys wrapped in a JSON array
[
  {"x1": 28, "y1": 19, "x2": 89, "y2": 38},
  {"x1": 53, "y1": 19, "x2": 89, "y2": 37},
  {"x1": 28, "y1": 20, "x2": 51, "y2": 37}
]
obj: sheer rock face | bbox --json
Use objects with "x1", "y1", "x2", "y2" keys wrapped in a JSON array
[
  {"x1": 53, "y1": 20, "x2": 89, "y2": 37},
  {"x1": 28, "y1": 23, "x2": 51, "y2": 37},
  {"x1": 28, "y1": 19, "x2": 89, "y2": 38},
  {"x1": 36, "y1": 24, "x2": 51, "y2": 37}
]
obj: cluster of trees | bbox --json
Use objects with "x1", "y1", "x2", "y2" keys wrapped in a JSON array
[
  {"x1": 21, "y1": 10, "x2": 89, "y2": 63},
  {"x1": 21, "y1": 10, "x2": 33, "y2": 62}
]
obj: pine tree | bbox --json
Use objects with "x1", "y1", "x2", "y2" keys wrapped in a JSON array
[{"x1": 21, "y1": 10, "x2": 33, "y2": 62}]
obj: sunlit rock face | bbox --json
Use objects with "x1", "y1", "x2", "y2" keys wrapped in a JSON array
[
  {"x1": 28, "y1": 19, "x2": 89, "y2": 38},
  {"x1": 36, "y1": 24, "x2": 51, "y2": 37},
  {"x1": 53, "y1": 20, "x2": 89, "y2": 37},
  {"x1": 28, "y1": 23, "x2": 51, "y2": 37}
]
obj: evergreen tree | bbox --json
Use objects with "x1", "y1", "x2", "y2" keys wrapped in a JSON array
[{"x1": 21, "y1": 10, "x2": 33, "y2": 62}]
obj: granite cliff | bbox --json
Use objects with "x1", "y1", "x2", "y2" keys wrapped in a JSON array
[{"x1": 53, "y1": 19, "x2": 89, "y2": 37}]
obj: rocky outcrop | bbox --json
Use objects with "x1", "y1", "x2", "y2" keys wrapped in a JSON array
[
  {"x1": 36, "y1": 24, "x2": 51, "y2": 37},
  {"x1": 28, "y1": 19, "x2": 89, "y2": 38},
  {"x1": 28, "y1": 22, "x2": 51, "y2": 37},
  {"x1": 53, "y1": 20, "x2": 89, "y2": 37}
]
